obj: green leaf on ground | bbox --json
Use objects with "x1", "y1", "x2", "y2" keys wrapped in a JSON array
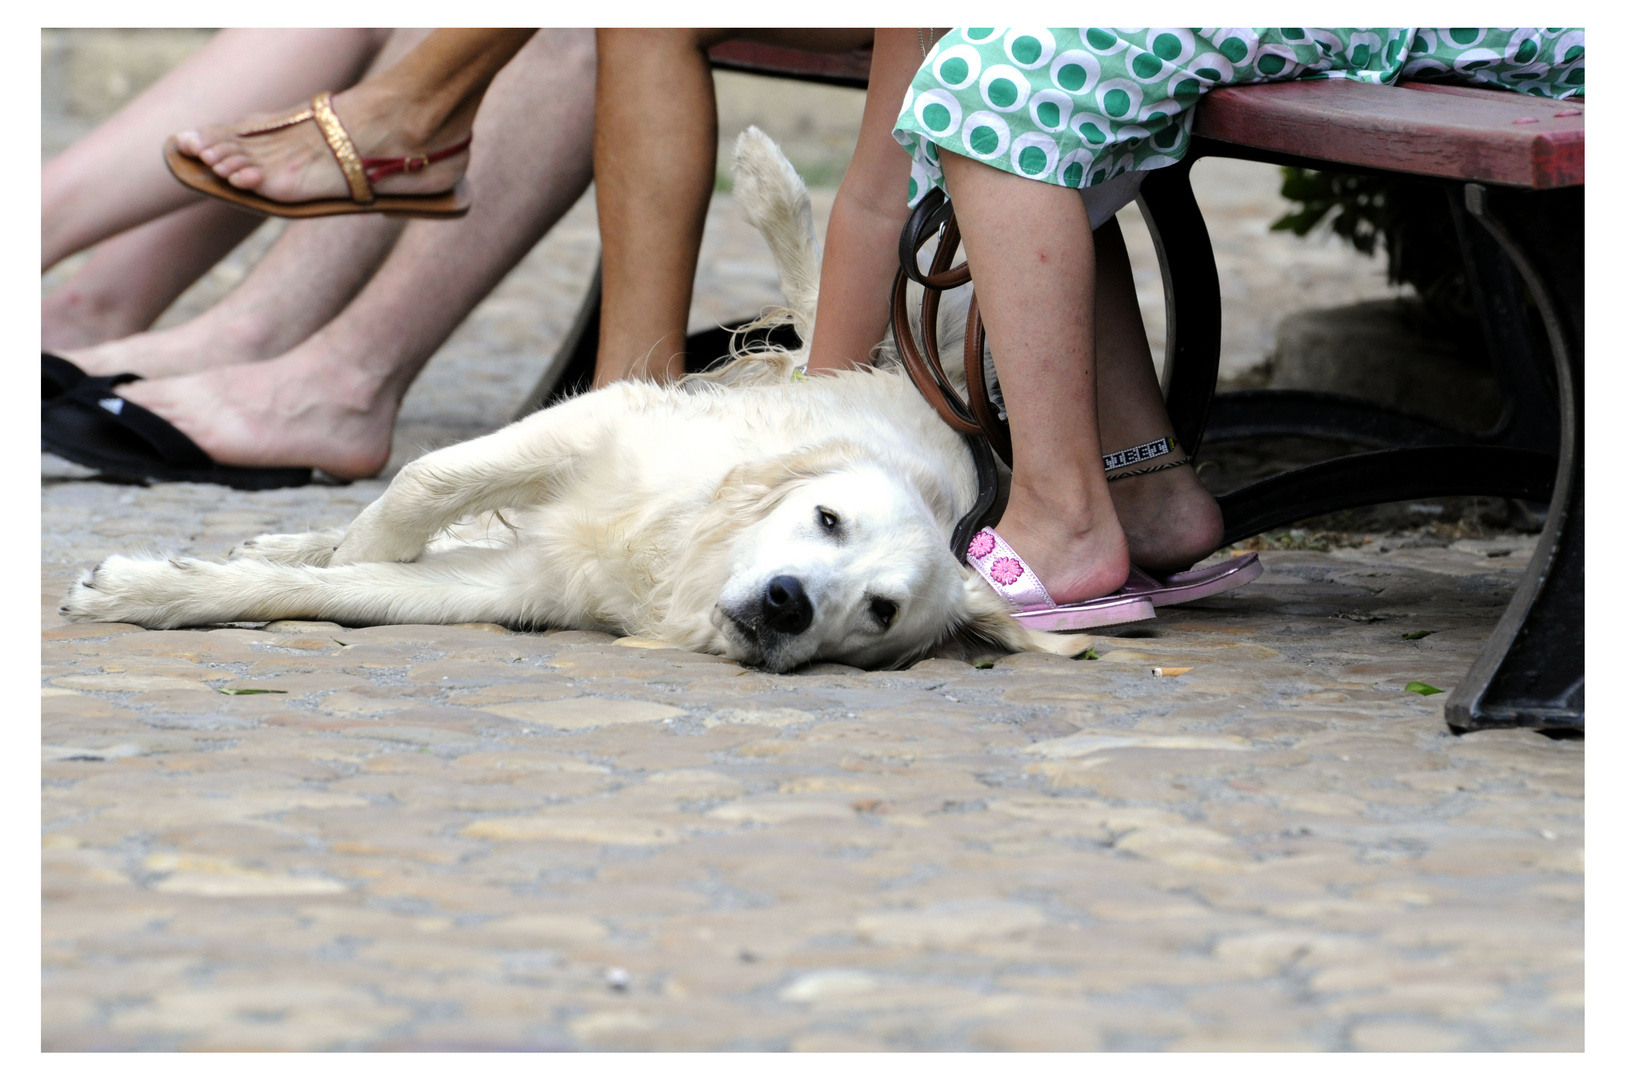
[
  {"x1": 973, "y1": 659, "x2": 997, "y2": 669},
  {"x1": 333, "y1": 640, "x2": 351, "y2": 647},
  {"x1": 1401, "y1": 630, "x2": 1436, "y2": 640},
  {"x1": 217, "y1": 687, "x2": 287, "y2": 695},
  {"x1": 1404, "y1": 681, "x2": 1443, "y2": 696},
  {"x1": 1081, "y1": 648, "x2": 1101, "y2": 661}
]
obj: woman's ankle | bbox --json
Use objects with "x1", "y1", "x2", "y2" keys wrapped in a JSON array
[
  {"x1": 1111, "y1": 464, "x2": 1224, "y2": 573},
  {"x1": 341, "y1": 77, "x2": 473, "y2": 149}
]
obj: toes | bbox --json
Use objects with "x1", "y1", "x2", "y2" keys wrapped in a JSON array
[
  {"x1": 60, "y1": 565, "x2": 109, "y2": 621},
  {"x1": 228, "y1": 530, "x2": 342, "y2": 566},
  {"x1": 198, "y1": 140, "x2": 233, "y2": 166},
  {"x1": 209, "y1": 151, "x2": 250, "y2": 178},
  {"x1": 225, "y1": 166, "x2": 264, "y2": 191}
]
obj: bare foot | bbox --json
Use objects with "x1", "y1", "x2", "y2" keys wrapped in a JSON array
[
  {"x1": 173, "y1": 83, "x2": 472, "y2": 205},
  {"x1": 113, "y1": 354, "x2": 397, "y2": 479},
  {"x1": 1109, "y1": 462, "x2": 1225, "y2": 574},
  {"x1": 993, "y1": 480, "x2": 1132, "y2": 605}
]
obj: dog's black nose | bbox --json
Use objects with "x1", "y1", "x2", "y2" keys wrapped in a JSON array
[{"x1": 762, "y1": 575, "x2": 813, "y2": 635}]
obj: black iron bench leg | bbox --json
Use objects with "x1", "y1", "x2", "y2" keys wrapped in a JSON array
[
  {"x1": 1447, "y1": 188, "x2": 1561, "y2": 450},
  {"x1": 1444, "y1": 185, "x2": 1583, "y2": 732},
  {"x1": 1135, "y1": 156, "x2": 1222, "y2": 455}
]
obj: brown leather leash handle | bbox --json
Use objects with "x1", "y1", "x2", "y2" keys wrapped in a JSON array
[
  {"x1": 891, "y1": 189, "x2": 1014, "y2": 560},
  {"x1": 961, "y1": 291, "x2": 1012, "y2": 466},
  {"x1": 892, "y1": 267, "x2": 980, "y2": 435},
  {"x1": 897, "y1": 187, "x2": 971, "y2": 290},
  {"x1": 891, "y1": 189, "x2": 1015, "y2": 465},
  {"x1": 892, "y1": 188, "x2": 979, "y2": 435}
]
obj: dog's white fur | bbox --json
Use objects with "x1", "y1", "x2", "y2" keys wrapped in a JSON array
[{"x1": 61, "y1": 129, "x2": 1085, "y2": 672}]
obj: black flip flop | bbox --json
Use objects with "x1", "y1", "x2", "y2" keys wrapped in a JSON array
[
  {"x1": 43, "y1": 352, "x2": 87, "y2": 400},
  {"x1": 41, "y1": 375, "x2": 313, "y2": 490}
]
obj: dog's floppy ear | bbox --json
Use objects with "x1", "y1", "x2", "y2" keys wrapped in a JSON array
[{"x1": 941, "y1": 567, "x2": 1096, "y2": 660}]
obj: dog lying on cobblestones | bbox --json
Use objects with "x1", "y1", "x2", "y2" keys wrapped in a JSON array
[{"x1": 62, "y1": 129, "x2": 1085, "y2": 672}]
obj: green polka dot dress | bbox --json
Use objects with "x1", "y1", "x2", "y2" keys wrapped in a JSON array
[{"x1": 894, "y1": 28, "x2": 1586, "y2": 206}]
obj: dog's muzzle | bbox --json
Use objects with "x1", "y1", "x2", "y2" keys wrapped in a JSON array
[
  {"x1": 715, "y1": 575, "x2": 816, "y2": 670},
  {"x1": 761, "y1": 575, "x2": 813, "y2": 636}
]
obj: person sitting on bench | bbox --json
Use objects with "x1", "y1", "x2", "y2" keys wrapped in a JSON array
[{"x1": 803, "y1": 28, "x2": 1583, "y2": 617}]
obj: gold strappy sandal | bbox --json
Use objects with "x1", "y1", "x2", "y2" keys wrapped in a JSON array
[{"x1": 163, "y1": 92, "x2": 472, "y2": 220}]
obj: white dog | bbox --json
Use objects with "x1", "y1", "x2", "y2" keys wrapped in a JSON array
[{"x1": 60, "y1": 129, "x2": 1086, "y2": 672}]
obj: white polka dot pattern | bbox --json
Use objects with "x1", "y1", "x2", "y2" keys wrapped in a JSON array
[{"x1": 894, "y1": 28, "x2": 1586, "y2": 206}]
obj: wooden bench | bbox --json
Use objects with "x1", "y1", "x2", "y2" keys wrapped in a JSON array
[{"x1": 517, "y1": 44, "x2": 1583, "y2": 732}]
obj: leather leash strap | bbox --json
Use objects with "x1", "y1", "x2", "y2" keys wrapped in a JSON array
[{"x1": 890, "y1": 188, "x2": 1010, "y2": 561}]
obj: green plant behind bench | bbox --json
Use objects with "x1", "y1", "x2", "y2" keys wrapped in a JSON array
[{"x1": 1272, "y1": 167, "x2": 1480, "y2": 345}]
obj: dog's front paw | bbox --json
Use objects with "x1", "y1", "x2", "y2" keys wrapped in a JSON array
[
  {"x1": 329, "y1": 509, "x2": 425, "y2": 566},
  {"x1": 59, "y1": 555, "x2": 201, "y2": 627},
  {"x1": 230, "y1": 528, "x2": 344, "y2": 566}
]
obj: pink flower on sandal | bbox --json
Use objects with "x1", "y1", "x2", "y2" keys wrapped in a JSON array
[{"x1": 989, "y1": 556, "x2": 1025, "y2": 586}]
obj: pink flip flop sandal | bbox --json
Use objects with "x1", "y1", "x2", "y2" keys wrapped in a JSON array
[
  {"x1": 1117, "y1": 553, "x2": 1263, "y2": 607},
  {"x1": 966, "y1": 528, "x2": 1156, "y2": 631}
]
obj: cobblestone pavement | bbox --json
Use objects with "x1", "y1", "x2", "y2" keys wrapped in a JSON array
[{"x1": 42, "y1": 32, "x2": 1581, "y2": 1052}]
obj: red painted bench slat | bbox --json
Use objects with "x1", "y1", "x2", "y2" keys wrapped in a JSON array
[
  {"x1": 1194, "y1": 79, "x2": 1583, "y2": 189},
  {"x1": 707, "y1": 42, "x2": 872, "y2": 89}
]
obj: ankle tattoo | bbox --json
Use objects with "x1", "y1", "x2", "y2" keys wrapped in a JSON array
[{"x1": 1103, "y1": 436, "x2": 1193, "y2": 481}]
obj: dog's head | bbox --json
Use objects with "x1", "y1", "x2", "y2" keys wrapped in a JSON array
[{"x1": 668, "y1": 442, "x2": 1087, "y2": 672}]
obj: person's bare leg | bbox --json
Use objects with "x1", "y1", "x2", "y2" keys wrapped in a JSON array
[
  {"x1": 42, "y1": 202, "x2": 260, "y2": 349},
  {"x1": 592, "y1": 28, "x2": 723, "y2": 386},
  {"x1": 805, "y1": 28, "x2": 1218, "y2": 575},
  {"x1": 806, "y1": 27, "x2": 918, "y2": 372},
  {"x1": 1091, "y1": 218, "x2": 1224, "y2": 572},
  {"x1": 57, "y1": 213, "x2": 405, "y2": 378},
  {"x1": 174, "y1": 29, "x2": 534, "y2": 207},
  {"x1": 43, "y1": 28, "x2": 390, "y2": 271},
  {"x1": 47, "y1": 30, "x2": 435, "y2": 368},
  {"x1": 594, "y1": 28, "x2": 873, "y2": 386},
  {"x1": 939, "y1": 150, "x2": 1129, "y2": 604},
  {"x1": 112, "y1": 30, "x2": 596, "y2": 478},
  {"x1": 44, "y1": 27, "x2": 404, "y2": 347}
]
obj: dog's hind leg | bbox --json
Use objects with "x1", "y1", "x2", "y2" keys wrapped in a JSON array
[
  {"x1": 331, "y1": 387, "x2": 634, "y2": 566},
  {"x1": 62, "y1": 545, "x2": 562, "y2": 631}
]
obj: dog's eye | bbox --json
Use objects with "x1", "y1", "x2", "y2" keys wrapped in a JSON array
[
  {"x1": 869, "y1": 597, "x2": 897, "y2": 629},
  {"x1": 816, "y1": 506, "x2": 840, "y2": 532}
]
